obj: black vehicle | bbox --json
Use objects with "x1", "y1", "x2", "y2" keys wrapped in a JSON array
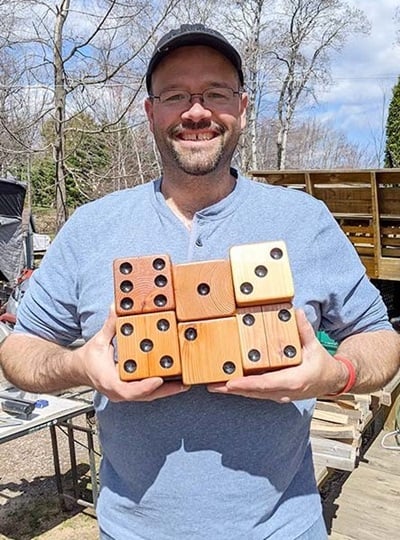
[{"x1": 0, "y1": 177, "x2": 38, "y2": 340}]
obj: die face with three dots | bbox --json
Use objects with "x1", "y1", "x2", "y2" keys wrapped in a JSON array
[{"x1": 229, "y1": 240, "x2": 294, "y2": 306}]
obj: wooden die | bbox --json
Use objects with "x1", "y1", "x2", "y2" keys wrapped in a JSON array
[
  {"x1": 236, "y1": 306, "x2": 270, "y2": 374},
  {"x1": 229, "y1": 240, "x2": 294, "y2": 306},
  {"x1": 261, "y1": 303, "x2": 302, "y2": 368},
  {"x1": 173, "y1": 259, "x2": 236, "y2": 321},
  {"x1": 178, "y1": 317, "x2": 243, "y2": 385},
  {"x1": 113, "y1": 254, "x2": 175, "y2": 316},
  {"x1": 116, "y1": 311, "x2": 182, "y2": 381}
]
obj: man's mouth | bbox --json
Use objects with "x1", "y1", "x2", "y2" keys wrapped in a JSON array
[
  {"x1": 171, "y1": 121, "x2": 224, "y2": 143},
  {"x1": 178, "y1": 132, "x2": 216, "y2": 141}
]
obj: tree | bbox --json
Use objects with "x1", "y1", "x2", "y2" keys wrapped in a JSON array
[
  {"x1": 0, "y1": 7, "x2": 40, "y2": 183},
  {"x1": 0, "y1": 0, "x2": 379, "y2": 214},
  {"x1": 384, "y1": 77, "x2": 400, "y2": 168},
  {"x1": 0, "y1": 0, "x2": 181, "y2": 230},
  {"x1": 268, "y1": 0, "x2": 369, "y2": 169},
  {"x1": 254, "y1": 115, "x2": 373, "y2": 170},
  {"x1": 227, "y1": 0, "x2": 271, "y2": 172},
  {"x1": 31, "y1": 113, "x2": 112, "y2": 208},
  {"x1": 214, "y1": 0, "x2": 369, "y2": 170}
]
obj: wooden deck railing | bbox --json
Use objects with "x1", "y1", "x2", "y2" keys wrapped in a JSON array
[{"x1": 250, "y1": 169, "x2": 400, "y2": 281}]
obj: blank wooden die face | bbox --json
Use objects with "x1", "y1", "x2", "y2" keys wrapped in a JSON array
[
  {"x1": 113, "y1": 255, "x2": 175, "y2": 316},
  {"x1": 229, "y1": 241, "x2": 294, "y2": 306},
  {"x1": 116, "y1": 311, "x2": 181, "y2": 381},
  {"x1": 178, "y1": 317, "x2": 243, "y2": 385},
  {"x1": 173, "y1": 260, "x2": 236, "y2": 321},
  {"x1": 236, "y1": 306, "x2": 270, "y2": 374},
  {"x1": 261, "y1": 303, "x2": 301, "y2": 368}
]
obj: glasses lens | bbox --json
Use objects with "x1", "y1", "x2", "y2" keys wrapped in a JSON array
[
  {"x1": 156, "y1": 87, "x2": 238, "y2": 109},
  {"x1": 159, "y1": 90, "x2": 190, "y2": 105},
  {"x1": 203, "y1": 88, "x2": 234, "y2": 106}
]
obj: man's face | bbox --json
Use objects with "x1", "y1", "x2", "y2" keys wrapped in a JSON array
[{"x1": 145, "y1": 45, "x2": 247, "y2": 177}]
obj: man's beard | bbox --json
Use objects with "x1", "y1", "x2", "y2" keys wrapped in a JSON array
[
  {"x1": 156, "y1": 120, "x2": 237, "y2": 176},
  {"x1": 169, "y1": 137, "x2": 226, "y2": 176}
]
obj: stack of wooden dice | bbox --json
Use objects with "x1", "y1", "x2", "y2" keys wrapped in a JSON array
[{"x1": 113, "y1": 240, "x2": 301, "y2": 385}]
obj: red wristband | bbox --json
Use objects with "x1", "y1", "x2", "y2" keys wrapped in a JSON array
[{"x1": 328, "y1": 354, "x2": 357, "y2": 396}]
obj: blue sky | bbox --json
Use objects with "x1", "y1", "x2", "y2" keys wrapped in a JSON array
[{"x1": 310, "y1": 0, "x2": 399, "y2": 156}]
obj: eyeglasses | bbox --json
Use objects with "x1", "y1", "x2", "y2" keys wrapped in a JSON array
[{"x1": 149, "y1": 87, "x2": 242, "y2": 110}]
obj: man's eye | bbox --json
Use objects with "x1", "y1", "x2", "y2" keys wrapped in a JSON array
[
  {"x1": 206, "y1": 90, "x2": 230, "y2": 101},
  {"x1": 163, "y1": 93, "x2": 187, "y2": 103}
]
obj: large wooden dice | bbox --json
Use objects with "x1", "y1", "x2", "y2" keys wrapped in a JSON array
[
  {"x1": 236, "y1": 303, "x2": 301, "y2": 372},
  {"x1": 116, "y1": 311, "x2": 182, "y2": 381},
  {"x1": 229, "y1": 241, "x2": 294, "y2": 306},
  {"x1": 178, "y1": 317, "x2": 243, "y2": 385},
  {"x1": 113, "y1": 254, "x2": 175, "y2": 316},
  {"x1": 261, "y1": 303, "x2": 301, "y2": 368},
  {"x1": 173, "y1": 259, "x2": 236, "y2": 321}
]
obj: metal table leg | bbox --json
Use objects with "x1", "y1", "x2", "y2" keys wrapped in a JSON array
[{"x1": 49, "y1": 424, "x2": 68, "y2": 511}]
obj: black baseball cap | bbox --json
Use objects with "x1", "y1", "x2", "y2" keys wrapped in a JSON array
[{"x1": 146, "y1": 24, "x2": 244, "y2": 92}]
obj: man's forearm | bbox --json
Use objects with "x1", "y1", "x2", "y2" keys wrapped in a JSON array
[
  {"x1": 0, "y1": 333, "x2": 88, "y2": 393},
  {"x1": 336, "y1": 329, "x2": 400, "y2": 393}
]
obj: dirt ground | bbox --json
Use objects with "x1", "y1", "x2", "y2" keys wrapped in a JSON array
[
  {"x1": 0, "y1": 416, "x2": 100, "y2": 540},
  {"x1": 0, "y1": 367, "x2": 100, "y2": 540}
]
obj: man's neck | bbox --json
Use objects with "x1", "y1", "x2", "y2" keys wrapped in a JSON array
[{"x1": 160, "y1": 170, "x2": 236, "y2": 228}]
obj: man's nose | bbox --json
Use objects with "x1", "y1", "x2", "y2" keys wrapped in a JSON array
[{"x1": 181, "y1": 98, "x2": 212, "y2": 122}]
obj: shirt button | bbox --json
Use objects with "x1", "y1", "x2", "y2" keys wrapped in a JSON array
[{"x1": 195, "y1": 238, "x2": 203, "y2": 247}]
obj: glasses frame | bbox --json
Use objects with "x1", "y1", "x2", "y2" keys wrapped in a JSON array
[{"x1": 148, "y1": 86, "x2": 243, "y2": 110}]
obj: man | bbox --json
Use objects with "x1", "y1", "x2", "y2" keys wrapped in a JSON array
[{"x1": 1, "y1": 24, "x2": 399, "y2": 540}]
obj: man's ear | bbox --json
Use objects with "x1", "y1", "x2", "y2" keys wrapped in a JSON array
[
  {"x1": 240, "y1": 92, "x2": 248, "y2": 130},
  {"x1": 144, "y1": 98, "x2": 154, "y2": 133}
]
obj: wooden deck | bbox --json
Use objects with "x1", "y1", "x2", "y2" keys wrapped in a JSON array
[
  {"x1": 321, "y1": 427, "x2": 400, "y2": 539},
  {"x1": 249, "y1": 168, "x2": 400, "y2": 281}
]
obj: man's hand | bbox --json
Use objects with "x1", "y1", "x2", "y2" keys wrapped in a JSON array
[
  {"x1": 207, "y1": 309, "x2": 347, "y2": 402},
  {"x1": 73, "y1": 306, "x2": 190, "y2": 402}
]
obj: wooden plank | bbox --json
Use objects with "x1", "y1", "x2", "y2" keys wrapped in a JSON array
[
  {"x1": 309, "y1": 171, "x2": 372, "y2": 184},
  {"x1": 362, "y1": 434, "x2": 400, "y2": 474},
  {"x1": 375, "y1": 169, "x2": 400, "y2": 185},
  {"x1": 311, "y1": 437, "x2": 358, "y2": 461},
  {"x1": 312, "y1": 409, "x2": 352, "y2": 426},
  {"x1": 315, "y1": 401, "x2": 364, "y2": 422},
  {"x1": 311, "y1": 420, "x2": 358, "y2": 440},
  {"x1": 329, "y1": 466, "x2": 400, "y2": 539},
  {"x1": 329, "y1": 533, "x2": 355, "y2": 540},
  {"x1": 378, "y1": 257, "x2": 400, "y2": 280},
  {"x1": 250, "y1": 171, "x2": 305, "y2": 186},
  {"x1": 313, "y1": 456, "x2": 330, "y2": 485},
  {"x1": 378, "y1": 186, "x2": 400, "y2": 215},
  {"x1": 325, "y1": 429, "x2": 400, "y2": 539},
  {"x1": 313, "y1": 453, "x2": 356, "y2": 472},
  {"x1": 371, "y1": 369, "x2": 400, "y2": 407},
  {"x1": 342, "y1": 225, "x2": 374, "y2": 234}
]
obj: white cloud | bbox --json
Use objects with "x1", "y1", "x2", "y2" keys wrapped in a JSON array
[{"x1": 314, "y1": 0, "x2": 399, "y2": 150}]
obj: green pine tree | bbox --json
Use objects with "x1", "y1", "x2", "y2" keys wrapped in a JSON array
[
  {"x1": 29, "y1": 113, "x2": 111, "y2": 208},
  {"x1": 384, "y1": 76, "x2": 400, "y2": 168}
]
